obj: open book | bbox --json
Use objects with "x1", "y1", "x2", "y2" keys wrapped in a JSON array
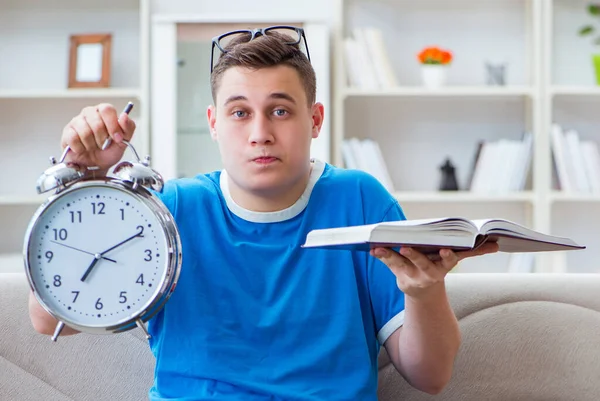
[{"x1": 302, "y1": 217, "x2": 585, "y2": 255}]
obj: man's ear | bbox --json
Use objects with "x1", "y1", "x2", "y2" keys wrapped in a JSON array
[
  {"x1": 311, "y1": 102, "x2": 325, "y2": 139},
  {"x1": 207, "y1": 105, "x2": 218, "y2": 140}
]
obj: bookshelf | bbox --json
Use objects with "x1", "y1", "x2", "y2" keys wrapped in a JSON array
[
  {"x1": 545, "y1": 0, "x2": 600, "y2": 274},
  {"x1": 0, "y1": 0, "x2": 150, "y2": 272},
  {"x1": 333, "y1": 0, "x2": 598, "y2": 273}
]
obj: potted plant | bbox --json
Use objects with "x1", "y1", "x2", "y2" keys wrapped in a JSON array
[
  {"x1": 417, "y1": 46, "x2": 453, "y2": 88},
  {"x1": 578, "y1": 3, "x2": 600, "y2": 85}
]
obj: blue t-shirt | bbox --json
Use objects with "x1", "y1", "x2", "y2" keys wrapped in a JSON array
[{"x1": 148, "y1": 160, "x2": 406, "y2": 400}]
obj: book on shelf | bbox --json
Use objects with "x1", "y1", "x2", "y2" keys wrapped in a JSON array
[
  {"x1": 343, "y1": 27, "x2": 398, "y2": 89},
  {"x1": 551, "y1": 123, "x2": 600, "y2": 194},
  {"x1": 468, "y1": 132, "x2": 532, "y2": 193},
  {"x1": 302, "y1": 217, "x2": 585, "y2": 257},
  {"x1": 342, "y1": 137, "x2": 395, "y2": 192}
]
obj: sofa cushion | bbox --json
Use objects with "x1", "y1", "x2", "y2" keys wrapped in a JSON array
[
  {"x1": 4, "y1": 272, "x2": 600, "y2": 401},
  {"x1": 378, "y1": 273, "x2": 600, "y2": 401},
  {"x1": 0, "y1": 273, "x2": 154, "y2": 401}
]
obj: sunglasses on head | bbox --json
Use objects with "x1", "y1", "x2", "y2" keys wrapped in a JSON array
[{"x1": 210, "y1": 25, "x2": 311, "y2": 73}]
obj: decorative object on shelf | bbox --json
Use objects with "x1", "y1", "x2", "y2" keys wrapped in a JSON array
[
  {"x1": 485, "y1": 62, "x2": 507, "y2": 86},
  {"x1": 68, "y1": 33, "x2": 112, "y2": 88},
  {"x1": 439, "y1": 157, "x2": 459, "y2": 191},
  {"x1": 578, "y1": 3, "x2": 600, "y2": 85},
  {"x1": 417, "y1": 46, "x2": 452, "y2": 89}
]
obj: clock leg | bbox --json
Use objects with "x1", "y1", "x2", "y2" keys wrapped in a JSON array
[
  {"x1": 51, "y1": 321, "x2": 65, "y2": 342},
  {"x1": 136, "y1": 319, "x2": 151, "y2": 340}
]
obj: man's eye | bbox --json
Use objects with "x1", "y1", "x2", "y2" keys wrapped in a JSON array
[
  {"x1": 274, "y1": 109, "x2": 288, "y2": 117},
  {"x1": 233, "y1": 110, "x2": 247, "y2": 118}
]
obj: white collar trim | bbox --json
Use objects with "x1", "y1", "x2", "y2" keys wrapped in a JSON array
[{"x1": 220, "y1": 159, "x2": 325, "y2": 223}]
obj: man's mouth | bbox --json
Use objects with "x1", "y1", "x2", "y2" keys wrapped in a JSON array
[{"x1": 252, "y1": 156, "x2": 279, "y2": 164}]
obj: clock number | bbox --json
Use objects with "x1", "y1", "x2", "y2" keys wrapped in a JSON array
[
  {"x1": 95, "y1": 298, "x2": 104, "y2": 310},
  {"x1": 45, "y1": 251, "x2": 53, "y2": 263},
  {"x1": 91, "y1": 202, "x2": 105, "y2": 215},
  {"x1": 119, "y1": 291, "x2": 127, "y2": 304},
  {"x1": 144, "y1": 249, "x2": 152, "y2": 262},
  {"x1": 71, "y1": 291, "x2": 80, "y2": 303},
  {"x1": 120, "y1": 208, "x2": 125, "y2": 221},
  {"x1": 53, "y1": 228, "x2": 68, "y2": 241},
  {"x1": 136, "y1": 225, "x2": 144, "y2": 236},
  {"x1": 136, "y1": 274, "x2": 145, "y2": 286},
  {"x1": 69, "y1": 210, "x2": 82, "y2": 223},
  {"x1": 53, "y1": 275, "x2": 61, "y2": 287}
]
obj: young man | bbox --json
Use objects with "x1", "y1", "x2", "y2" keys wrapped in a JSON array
[{"x1": 29, "y1": 27, "x2": 498, "y2": 400}]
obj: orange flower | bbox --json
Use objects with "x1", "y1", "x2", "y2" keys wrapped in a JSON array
[
  {"x1": 441, "y1": 50, "x2": 452, "y2": 64},
  {"x1": 418, "y1": 46, "x2": 453, "y2": 65}
]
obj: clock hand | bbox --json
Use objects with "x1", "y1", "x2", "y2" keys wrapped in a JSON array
[
  {"x1": 79, "y1": 229, "x2": 144, "y2": 282},
  {"x1": 50, "y1": 240, "x2": 116, "y2": 263},
  {"x1": 98, "y1": 229, "x2": 144, "y2": 256},
  {"x1": 80, "y1": 256, "x2": 101, "y2": 282}
]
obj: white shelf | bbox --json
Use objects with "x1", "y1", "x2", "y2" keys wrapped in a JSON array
[
  {"x1": 343, "y1": 86, "x2": 535, "y2": 99},
  {"x1": 0, "y1": 88, "x2": 142, "y2": 100},
  {"x1": 393, "y1": 191, "x2": 535, "y2": 203},
  {"x1": 3, "y1": 0, "x2": 139, "y2": 9},
  {"x1": 550, "y1": 86, "x2": 600, "y2": 97},
  {"x1": 550, "y1": 191, "x2": 600, "y2": 203}
]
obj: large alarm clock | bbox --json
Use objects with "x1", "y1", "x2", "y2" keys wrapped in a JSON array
[{"x1": 23, "y1": 136, "x2": 182, "y2": 342}]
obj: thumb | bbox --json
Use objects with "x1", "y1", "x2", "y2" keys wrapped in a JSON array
[{"x1": 118, "y1": 113, "x2": 136, "y2": 141}]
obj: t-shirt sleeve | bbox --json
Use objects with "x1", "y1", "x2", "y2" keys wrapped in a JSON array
[
  {"x1": 368, "y1": 199, "x2": 407, "y2": 345},
  {"x1": 150, "y1": 180, "x2": 179, "y2": 217}
]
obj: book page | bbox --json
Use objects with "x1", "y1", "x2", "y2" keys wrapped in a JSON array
[
  {"x1": 381, "y1": 217, "x2": 473, "y2": 229},
  {"x1": 473, "y1": 219, "x2": 584, "y2": 249},
  {"x1": 470, "y1": 219, "x2": 503, "y2": 232}
]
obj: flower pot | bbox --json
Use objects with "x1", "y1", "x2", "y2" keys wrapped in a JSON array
[
  {"x1": 594, "y1": 54, "x2": 600, "y2": 86},
  {"x1": 421, "y1": 65, "x2": 447, "y2": 89}
]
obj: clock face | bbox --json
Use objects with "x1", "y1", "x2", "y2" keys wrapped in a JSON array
[{"x1": 26, "y1": 184, "x2": 170, "y2": 328}]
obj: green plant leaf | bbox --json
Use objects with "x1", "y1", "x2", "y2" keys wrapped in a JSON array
[
  {"x1": 589, "y1": 4, "x2": 600, "y2": 16},
  {"x1": 580, "y1": 25, "x2": 595, "y2": 36}
]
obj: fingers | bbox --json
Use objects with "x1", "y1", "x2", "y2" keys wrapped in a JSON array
[
  {"x1": 61, "y1": 124, "x2": 86, "y2": 155},
  {"x1": 371, "y1": 247, "x2": 416, "y2": 277},
  {"x1": 97, "y1": 103, "x2": 124, "y2": 144},
  {"x1": 118, "y1": 111, "x2": 136, "y2": 142},
  {"x1": 68, "y1": 114, "x2": 97, "y2": 153},
  {"x1": 61, "y1": 103, "x2": 133, "y2": 154},
  {"x1": 437, "y1": 248, "x2": 460, "y2": 271},
  {"x1": 372, "y1": 246, "x2": 459, "y2": 276},
  {"x1": 97, "y1": 103, "x2": 136, "y2": 144},
  {"x1": 400, "y1": 247, "x2": 441, "y2": 271},
  {"x1": 83, "y1": 106, "x2": 111, "y2": 149}
]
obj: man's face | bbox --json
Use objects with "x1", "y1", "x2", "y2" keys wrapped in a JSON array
[{"x1": 208, "y1": 65, "x2": 323, "y2": 196}]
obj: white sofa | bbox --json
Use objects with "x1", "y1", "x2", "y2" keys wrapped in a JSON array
[{"x1": 2, "y1": 271, "x2": 599, "y2": 400}]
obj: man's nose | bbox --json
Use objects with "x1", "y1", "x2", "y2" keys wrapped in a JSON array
[{"x1": 248, "y1": 115, "x2": 275, "y2": 144}]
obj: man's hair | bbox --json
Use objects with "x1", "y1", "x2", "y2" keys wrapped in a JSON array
[{"x1": 210, "y1": 31, "x2": 316, "y2": 106}]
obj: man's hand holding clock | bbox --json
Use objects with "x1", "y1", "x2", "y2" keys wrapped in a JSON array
[{"x1": 25, "y1": 102, "x2": 182, "y2": 341}]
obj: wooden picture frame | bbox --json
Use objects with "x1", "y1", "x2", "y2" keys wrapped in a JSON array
[{"x1": 68, "y1": 34, "x2": 112, "y2": 88}]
